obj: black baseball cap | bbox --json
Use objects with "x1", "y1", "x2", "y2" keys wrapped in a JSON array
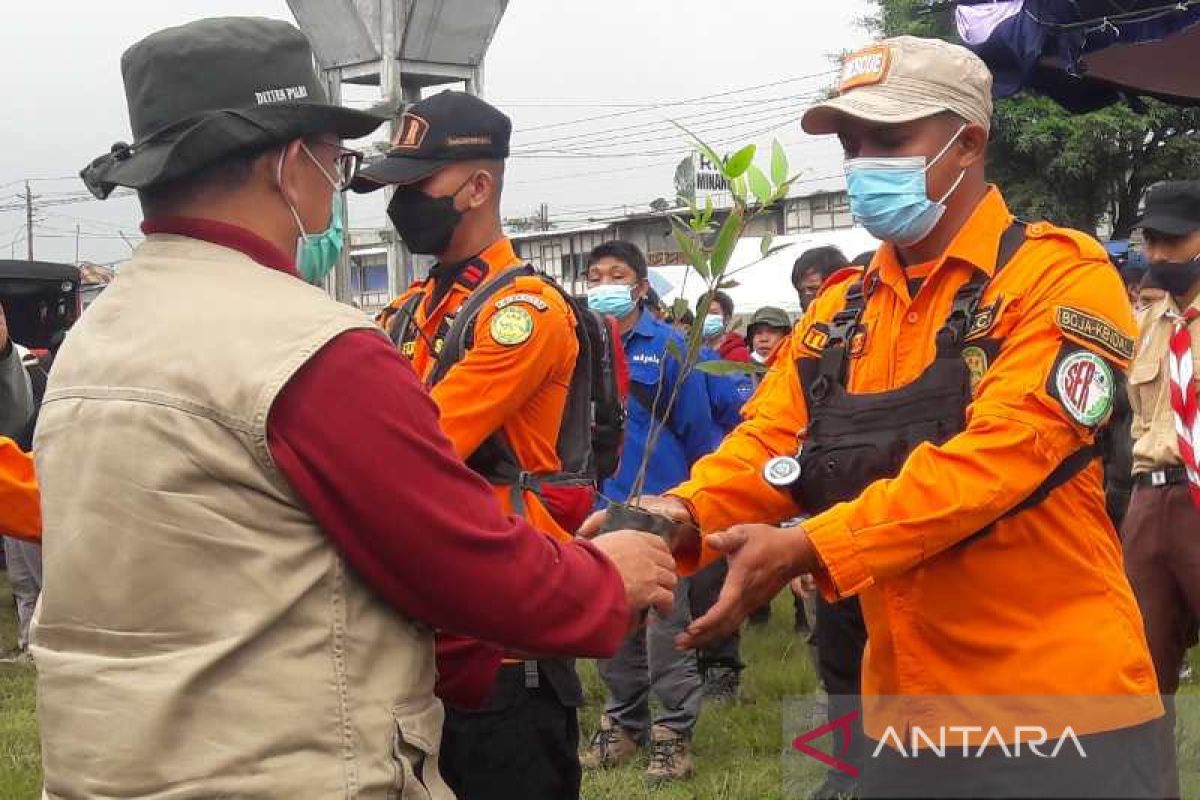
[
  {"x1": 81, "y1": 17, "x2": 385, "y2": 200},
  {"x1": 351, "y1": 91, "x2": 511, "y2": 193},
  {"x1": 1135, "y1": 181, "x2": 1200, "y2": 236}
]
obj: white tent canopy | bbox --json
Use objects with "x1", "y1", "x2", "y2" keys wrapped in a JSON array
[{"x1": 651, "y1": 227, "x2": 879, "y2": 319}]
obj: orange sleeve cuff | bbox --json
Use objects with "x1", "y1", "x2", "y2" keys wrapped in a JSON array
[
  {"x1": 803, "y1": 507, "x2": 873, "y2": 601},
  {"x1": 663, "y1": 493, "x2": 711, "y2": 577}
]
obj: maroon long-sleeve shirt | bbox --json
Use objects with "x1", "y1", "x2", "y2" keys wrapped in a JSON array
[{"x1": 141, "y1": 217, "x2": 630, "y2": 700}]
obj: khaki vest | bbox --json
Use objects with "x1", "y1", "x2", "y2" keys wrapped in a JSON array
[{"x1": 32, "y1": 235, "x2": 453, "y2": 799}]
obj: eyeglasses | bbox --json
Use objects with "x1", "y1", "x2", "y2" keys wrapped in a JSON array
[{"x1": 306, "y1": 140, "x2": 363, "y2": 190}]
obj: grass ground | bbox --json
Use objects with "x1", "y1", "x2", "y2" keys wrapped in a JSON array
[{"x1": 1, "y1": 575, "x2": 1197, "y2": 799}]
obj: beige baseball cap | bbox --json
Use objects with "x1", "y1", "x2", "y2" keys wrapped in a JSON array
[{"x1": 801, "y1": 36, "x2": 993, "y2": 136}]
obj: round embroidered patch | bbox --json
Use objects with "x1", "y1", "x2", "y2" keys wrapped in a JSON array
[
  {"x1": 763, "y1": 455, "x2": 802, "y2": 487},
  {"x1": 962, "y1": 346, "x2": 988, "y2": 396},
  {"x1": 1054, "y1": 350, "x2": 1114, "y2": 427},
  {"x1": 489, "y1": 306, "x2": 534, "y2": 346}
]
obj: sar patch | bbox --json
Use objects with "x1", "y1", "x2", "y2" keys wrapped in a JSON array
[
  {"x1": 495, "y1": 293, "x2": 549, "y2": 312},
  {"x1": 489, "y1": 306, "x2": 534, "y2": 346},
  {"x1": 1052, "y1": 349, "x2": 1115, "y2": 428},
  {"x1": 962, "y1": 345, "x2": 989, "y2": 396},
  {"x1": 1054, "y1": 306, "x2": 1134, "y2": 361},
  {"x1": 801, "y1": 323, "x2": 831, "y2": 353}
]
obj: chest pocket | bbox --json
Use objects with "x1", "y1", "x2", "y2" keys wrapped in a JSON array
[
  {"x1": 626, "y1": 357, "x2": 671, "y2": 425},
  {"x1": 1127, "y1": 356, "x2": 1162, "y2": 415}
]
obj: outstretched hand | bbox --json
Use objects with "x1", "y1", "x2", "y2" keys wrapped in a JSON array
[{"x1": 676, "y1": 524, "x2": 815, "y2": 650}]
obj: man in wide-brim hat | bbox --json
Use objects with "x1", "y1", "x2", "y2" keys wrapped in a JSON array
[{"x1": 33, "y1": 16, "x2": 676, "y2": 799}]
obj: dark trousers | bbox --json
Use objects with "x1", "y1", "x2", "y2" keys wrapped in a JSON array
[
  {"x1": 440, "y1": 664, "x2": 581, "y2": 800},
  {"x1": 861, "y1": 717, "x2": 1167, "y2": 799},
  {"x1": 1122, "y1": 482, "x2": 1200, "y2": 799},
  {"x1": 689, "y1": 558, "x2": 743, "y2": 671},
  {"x1": 816, "y1": 594, "x2": 867, "y2": 792}
]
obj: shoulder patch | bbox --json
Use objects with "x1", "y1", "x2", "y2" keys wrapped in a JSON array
[
  {"x1": 489, "y1": 306, "x2": 535, "y2": 346},
  {"x1": 801, "y1": 322, "x2": 831, "y2": 352},
  {"x1": 495, "y1": 292, "x2": 549, "y2": 312},
  {"x1": 965, "y1": 298, "x2": 1003, "y2": 341},
  {"x1": 1055, "y1": 306, "x2": 1134, "y2": 361},
  {"x1": 1051, "y1": 349, "x2": 1116, "y2": 428}
]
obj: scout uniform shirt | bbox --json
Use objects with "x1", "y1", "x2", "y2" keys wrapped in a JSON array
[
  {"x1": 670, "y1": 188, "x2": 1161, "y2": 736},
  {"x1": 379, "y1": 238, "x2": 579, "y2": 541},
  {"x1": 1129, "y1": 291, "x2": 1200, "y2": 474}
]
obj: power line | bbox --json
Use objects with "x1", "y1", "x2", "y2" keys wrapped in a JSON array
[
  {"x1": 512, "y1": 69, "x2": 837, "y2": 134},
  {"x1": 511, "y1": 93, "x2": 819, "y2": 150}
]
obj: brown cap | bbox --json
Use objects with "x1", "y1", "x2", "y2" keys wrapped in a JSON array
[{"x1": 801, "y1": 36, "x2": 993, "y2": 136}]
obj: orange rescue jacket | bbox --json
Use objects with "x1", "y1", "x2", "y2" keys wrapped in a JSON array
[
  {"x1": 0, "y1": 436, "x2": 40, "y2": 542},
  {"x1": 378, "y1": 238, "x2": 579, "y2": 541},
  {"x1": 671, "y1": 188, "x2": 1161, "y2": 735}
]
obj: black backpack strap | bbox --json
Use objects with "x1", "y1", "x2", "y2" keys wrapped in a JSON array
[
  {"x1": 808, "y1": 276, "x2": 869, "y2": 404},
  {"x1": 957, "y1": 442, "x2": 1099, "y2": 551},
  {"x1": 388, "y1": 292, "x2": 425, "y2": 347},
  {"x1": 427, "y1": 264, "x2": 536, "y2": 386},
  {"x1": 937, "y1": 221, "x2": 1027, "y2": 354}
]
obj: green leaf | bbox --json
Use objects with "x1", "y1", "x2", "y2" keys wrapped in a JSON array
[
  {"x1": 760, "y1": 233, "x2": 775, "y2": 258},
  {"x1": 710, "y1": 207, "x2": 744, "y2": 277},
  {"x1": 724, "y1": 144, "x2": 757, "y2": 179},
  {"x1": 672, "y1": 225, "x2": 710, "y2": 279},
  {"x1": 764, "y1": 243, "x2": 792, "y2": 258},
  {"x1": 747, "y1": 165, "x2": 773, "y2": 206},
  {"x1": 703, "y1": 195, "x2": 714, "y2": 227},
  {"x1": 771, "y1": 139, "x2": 789, "y2": 186},
  {"x1": 665, "y1": 338, "x2": 684, "y2": 362},
  {"x1": 718, "y1": 279, "x2": 739, "y2": 289},
  {"x1": 696, "y1": 359, "x2": 767, "y2": 376},
  {"x1": 670, "y1": 297, "x2": 690, "y2": 320}
]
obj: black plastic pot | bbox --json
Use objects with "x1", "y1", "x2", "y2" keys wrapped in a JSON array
[{"x1": 599, "y1": 501, "x2": 679, "y2": 540}]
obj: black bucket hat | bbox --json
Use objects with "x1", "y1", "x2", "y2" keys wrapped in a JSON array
[{"x1": 81, "y1": 17, "x2": 386, "y2": 200}]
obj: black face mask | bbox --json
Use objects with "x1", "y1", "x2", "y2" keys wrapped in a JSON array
[
  {"x1": 1147, "y1": 257, "x2": 1200, "y2": 298},
  {"x1": 386, "y1": 176, "x2": 472, "y2": 256}
]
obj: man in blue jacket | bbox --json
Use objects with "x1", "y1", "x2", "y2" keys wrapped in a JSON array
[{"x1": 580, "y1": 240, "x2": 719, "y2": 785}]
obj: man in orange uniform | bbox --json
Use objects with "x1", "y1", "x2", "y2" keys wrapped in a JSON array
[
  {"x1": 0, "y1": 302, "x2": 39, "y2": 542},
  {"x1": 354, "y1": 91, "x2": 592, "y2": 800},
  {"x1": 600, "y1": 37, "x2": 1166, "y2": 798}
]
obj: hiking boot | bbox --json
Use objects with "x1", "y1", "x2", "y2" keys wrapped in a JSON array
[
  {"x1": 580, "y1": 715, "x2": 639, "y2": 770},
  {"x1": 645, "y1": 725, "x2": 694, "y2": 785},
  {"x1": 702, "y1": 665, "x2": 741, "y2": 703}
]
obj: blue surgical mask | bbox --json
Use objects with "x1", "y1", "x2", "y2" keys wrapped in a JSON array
[
  {"x1": 279, "y1": 144, "x2": 346, "y2": 286},
  {"x1": 588, "y1": 284, "x2": 636, "y2": 318},
  {"x1": 702, "y1": 313, "x2": 725, "y2": 339},
  {"x1": 845, "y1": 125, "x2": 967, "y2": 246}
]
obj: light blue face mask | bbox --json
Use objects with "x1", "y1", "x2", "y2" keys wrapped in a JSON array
[
  {"x1": 279, "y1": 144, "x2": 346, "y2": 286},
  {"x1": 702, "y1": 313, "x2": 725, "y2": 339},
  {"x1": 844, "y1": 125, "x2": 967, "y2": 247},
  {"x1": 587, "y1": 283, "x2": 637, "y2": 318}
]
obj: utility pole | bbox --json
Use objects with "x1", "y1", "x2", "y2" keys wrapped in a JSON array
[{"x1": 25, "y1": 181, "x2": 34, "y2": 261}]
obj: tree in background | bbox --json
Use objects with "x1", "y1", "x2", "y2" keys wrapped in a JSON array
[{"x1": 865, "y1": 0, "x2": 1200, "y2": 238}]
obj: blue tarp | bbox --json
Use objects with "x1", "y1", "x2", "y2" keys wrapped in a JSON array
[{"x1": 951, "y1": 0, "x2": 1200, "y2": 111}]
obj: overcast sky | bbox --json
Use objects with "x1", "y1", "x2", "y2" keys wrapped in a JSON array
[{"x1": 0, "y1": 0, "x2": 871, "y2": 265}]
